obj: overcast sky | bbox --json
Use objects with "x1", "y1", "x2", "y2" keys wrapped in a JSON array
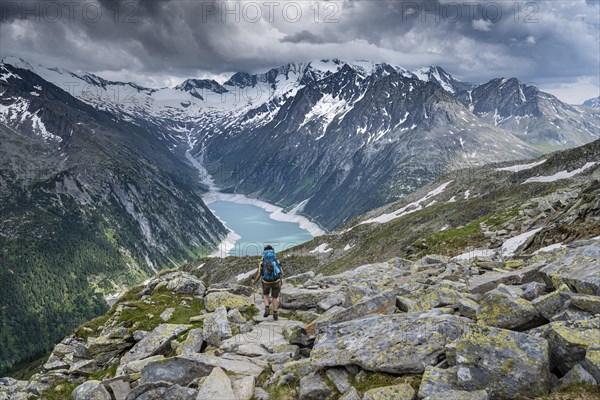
[{"x1": 1, "y1": 0, "x2": 599, "y2": 103}]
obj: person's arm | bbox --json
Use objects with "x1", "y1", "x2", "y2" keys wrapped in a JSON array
[{"x1": 252, "y1": 263, "x2": 262, "y2": 284}]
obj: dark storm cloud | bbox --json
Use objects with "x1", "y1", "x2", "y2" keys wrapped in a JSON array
[{"x1": 0, "y1": 0, "x2": 598, "y2": 102}]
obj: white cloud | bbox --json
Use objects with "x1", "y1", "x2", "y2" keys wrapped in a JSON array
[
  {"x1": 540, "y1": 75, "x2": 600, "y2": 105},
  {"x1": 472, "y1": 19, "x2": 492, "y2": 32}
]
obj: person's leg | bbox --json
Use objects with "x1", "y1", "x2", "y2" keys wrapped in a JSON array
[
  {"x1": 262, "y1": 282, "x2": 271, "y2": 317},
  {"x1": 271, "y1": 283, "x2": 281, "y2": 320}
]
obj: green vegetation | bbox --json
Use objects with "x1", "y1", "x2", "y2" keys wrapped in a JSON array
[
  {"x1": 89, "y1": 364, "x2": 118, "y2": 381},
  {"x1": 40, "y1": 383, "x2": 79, "y2": 400},
  {"x1": 351, "y1": 371, "x2": 421, "y2": 396}
]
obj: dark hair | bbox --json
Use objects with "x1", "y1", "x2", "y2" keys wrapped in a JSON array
[{"x1": 264, "y1": 245, "x2": 273, "y2": 250}]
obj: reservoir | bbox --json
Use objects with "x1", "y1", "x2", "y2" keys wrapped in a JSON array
[{"x1": 208, "y1": 200, "x2": 315, "y2": 257}]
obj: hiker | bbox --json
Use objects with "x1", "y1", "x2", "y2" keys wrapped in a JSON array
[{"x1": 253, "y1": 245, "x2": 284, "y2": 320}]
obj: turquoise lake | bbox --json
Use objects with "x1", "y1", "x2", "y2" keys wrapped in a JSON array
[{"x1": 208, "y1": 200, "x2": 314, "y2": 256}]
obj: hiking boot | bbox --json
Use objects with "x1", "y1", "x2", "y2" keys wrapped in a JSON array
[
  {"x1": 273, "y1": 311, "x2": 278, "y2": 321},
  {"x1": 263, "y1": 307, "x2": 270, "y2": 318}
]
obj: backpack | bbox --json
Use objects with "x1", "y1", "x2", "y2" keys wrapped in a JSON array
[{"x1": 261, "y1": 249, "x2": 281, "y2": 281}]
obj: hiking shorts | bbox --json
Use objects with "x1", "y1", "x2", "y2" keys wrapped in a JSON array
[{"x1": 262, "y1": 280, "x2": 281, "y2": 298}]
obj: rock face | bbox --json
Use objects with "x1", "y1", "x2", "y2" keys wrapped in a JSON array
[
  {"x1": 311, "y1": 312, "x2": 470, "y2": 374},
  {"x1": 544, "y1": 317, "x2": 600, "y2": 374},
  {"x1": 120, "y1": 324, "x2": 189, "y2": 366},
  {"x1": 540, "y1": 242, "x2": 600, "y2": 295},
  {"x1": 363, "y1": 384, "x2": 415, "y2": 400}
]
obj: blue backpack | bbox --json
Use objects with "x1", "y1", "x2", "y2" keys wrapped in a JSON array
[{"x1": 261, "y1": 249, "x2": 281, "y2": 281}]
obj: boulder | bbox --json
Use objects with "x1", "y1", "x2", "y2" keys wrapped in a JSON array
[
  {"x1": 186, "y1": 354, "x2": 265, "y2": 377},
  {"x1": 195, "y1": 367, "x2": 236, "y2": 400},
  {"x1": 279, "y1": 287, "x2": 340, "y2": 310},
  {"x1": 203, "y1": 306, "x2": 232, "y2": 347},
  {"x1": 124, "y1": 382, "x2": 172, "y2": 400},
  {"x1": 204, "y1": 292, "x2": 253, "y2": 312},
  {"x1": 231, "y1": 376, "x2": 255, "y2": 400},
  {"x1": 532, "y1": 291, "x2": 566, "y2": 320},
  {"x1": 478, "y1": 290, "x2": 542, "y2": 330},
  {"x1": 117, "y1": 355, "x2": 165, "y2": 376},
  {"x1": 545, "y1": 317, "x2": 600, "y2": 374},
  {"x1": 418, "y1": 366, "x2": 459, "y2": 398},
  {"x1": 522, "y1": 282, "x2": 547, "y2": 301},
  {"x1": 325, "y1": 368, "x2": 351, "y2": 394},
  {"x1": 180, "y1": 328, "x2": 204, "y2": 355},
  {"x1": 339, "y1": 387, "x2": 361, "y2": 400},
  {"x1": 311, "y1": 312, "x2": 470, "y2": 374},
  {"x1": 139, "y1": 357, "x2": 213, "y2": 386},
  {"x1": 120, "y1": 324, "x2": 189, "y2": 365},
  {"x1": 445, "y1": 325, "x2": 551, "y2": 399},
  {"x1": 227, "y1": 309, "x2": 246, "y2": 325},
  {"x1": 468, "y1": 263, "x2": 543, "y2": 294},
  {"x1": 104, "y1": 379, "x2": 131, "y2": 400},
  {"x1": 285, "y1": 271, "x2": 315, "y2": 286},
  {"x1": 282, "y1": 322, "x2": 314, "y2": 347},
  {"x1": 539, "y1": 242, "x2": 600, "y2": 295},
  {"x1": 423, "y1": 390, "x2": 489, "y2": 400},
  {"x1": 298, "y1": 373, "x2": 332, "y2": 400},
  {"x1": 458, "y1": 298, "x2": 481, "y2": 320},
  {"x1": 567, "y1": 293, "x2": 600, "y2": 315},
  {"x1": 363, "y1": 384, "x2": 415, "y2": 400},
  {"x1": 317, "y1": 293, "x2": 345, "y2": 311},
  {"x1": 72, "y1": 380, "x2": 111, "y2": 400},
  {"x1": 166, "y1": 274, "x2": 206, "y2": 296},
  {"x1": 306, "y1": 291, "x2": 396, "y2": 335},
  {"x1": 558, "y1": 364, "x2": 597, "y2": 389},
  {"x1": 582, "y1": 346, "x2": 600, "y2": 383}
]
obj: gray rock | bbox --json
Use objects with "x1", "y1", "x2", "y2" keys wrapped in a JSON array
[
  {"x1": 558, "y1": 364, "x2": 597, "y2": 389},
  {"x1": 317, "y1": 293, "x2": 345, "y2": 311},
  {"x1": 253, "y1": 387, "x2": 270, "y2": 400},
  {"x1": 166, "y1": 274, "x2": 206, "y2": 296},
  {"x1": 522, "y1": 282, "x2": 547, "y2": 301},
  {"x1": 582, "y1": 346, "x2": 600, "y2": 383},
  {"x1": 180, "y1": 328, "x2": 204, "y2": 355},
  {"x1": 325, "y1": 367, "x2": 351, "y2": 394},
  {"x1": 311, "y1": 312, "x2": 470, "y2": 374},
  {"x1": 282, "y1": 322, "x2": 313, "y2": 347},
  {"x1": 363, "y1": 383, "x2": 415, "y2": 400},
  {"x1": 196, "y1": 367, "x2": 236, "y2": 400},
  {"x1": 545, "y1": 317, "x2": 600, "y2": 374},
  {"x1": 124, "y1": 382, "x2": 172, "y2": 400},
  {"x1": 424, "y1": 390, "x2": 489, "y2": 400},
  {"x1": 104, "y1": 379, "x2": 131, "y2": 400},
  {"x1": 458, "y1": 298, "x2": 481, "y2": 320},
  {"x1": 72, "y1": 380, "x2": 111, "y2": 400},
  {"x1": 140, "y1": 357, "x2": 213, "y2": 386},
  {"x1": 468, "y1": 263, "x2": 543, "y2": 294},
  {"x1": 532, "y1": 291, "x2": 566, "y2": 320},
  {"x1": 285, "y1": 271, "x2": 315, "y2": 286},
  {"x1": 445, "y1": 324, "x2": 551, "y2": 399},
  {"x1": 203, "y1": 306, "x2": 232, "y2": 347},
  {"x1": 227, "y1": 309, "x2": 247, "y2": 324},
  {"x1": 280, "y1": 287, "x2": 340, "y2": 310},
  {"x1": 539, "y1": 242, "x2": 600, "y2": 295},
  {"x1": 418, "y1": 366, "x2": 459, "y2": 398},
  {"x1": 186, "y1": 354, "x2": 265, "y2": 377},
  {"x1": 120, "y1": 324, "x2": 189, "y2": 365},
  {"x1": 339, "y1": 387, "x2": 361, "y2": 400},
  {"x1": 231, "y1": 376, "x2": 255, "y2": 400},
  {"x1": 551, "y1": 308, "x2": 593, "y2": 322},
  {"x1": 204, "y1": 292, "x2": 253, "y2": 312},
  {"x1": 117, "y1": 355, "x2": 165, "y2": 376},
  {"x1": 495, "y1": 284, "x2": 525, "y2": 298},
  {"x1": 298, "y1": 373, "x2": 332, "y2": 400},
  {"x1": 160, "y1": 307, "x2": 175, "y2": 321},
  {"x1": 133, "y1": 330, "x2": 149, "y2": 342},
  {"x1": 567, "y1": 293, "x2": 600, "y2": 315},
  {"x1": 478, "y1": 289, "x2": 542, "y2": 330}
]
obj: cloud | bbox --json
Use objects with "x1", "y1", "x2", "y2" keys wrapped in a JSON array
[
  {"x1": 0, "y1": 0, "x2": 598, "y2": 103},
  {"x1": 472, "y1": 19, "x2": 492, "y2": 32}
]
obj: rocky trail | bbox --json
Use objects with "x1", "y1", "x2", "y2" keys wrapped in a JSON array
[{"x1": 1, "y1": 236, "x2": 599, "y2": 400}]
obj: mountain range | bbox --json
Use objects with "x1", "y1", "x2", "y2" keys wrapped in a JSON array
[{"x1": 0, "y1": 56, "x2": 598, "y2": 373}]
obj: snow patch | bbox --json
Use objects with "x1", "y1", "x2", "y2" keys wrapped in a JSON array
[
  {"x1": 523, "y1": 162, "x2": 597, "y2": 183},
  {"x1": 236, "y1": 269, "x2": 256, "y2": 282},
  {"x1": 495, "y1": 159, "x2": 546, "y2": 172},
  {"x1": 501, "y1": 228, "x2": 543, "y2": 257},
  {"x1": 533, "y1": 243, "x2": 565, "y2": 255},
  {"x1": 343, "y1": 244, "x2": 353, "y2": 251},
  {"x1": 310, "y1": 243, "x2": 332, "y2": 254},
  {"x1": 452, "y1": 249, "x2": 497, "y2": 261}
]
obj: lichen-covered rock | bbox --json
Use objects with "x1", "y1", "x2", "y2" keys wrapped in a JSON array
[
  {"x1": 582, "y1": 346, "x2": 600, "y2": 384},
  {"x1": 478, "y1": 289, "x2": 542, "y2": 330},
  {"x1": 306, "y1": 291, "x2": 396, "y2": 336},
  {"x1": 204, "y1": 292, "x2": 253, "y2": 312},
  {"x1": 468, "y1": 263, "x2": 543, "y2": 294},
  {"x1": 179, "y1": 328, "x2": 204, "y2": 356},
  {"x1": 195, "y1": 367, "x2": 236, "y2": 400},
  {"x1": 522, "y1": 282, "x2": 547, "y2": 301},
  {"x1": 363, "y1": 383, "x2": 415, "y2": 400},
  {"x1": 166, "y1": 274, "x2": 206, "y2": 296},
  {"x1": 43, "y1": 338, "x2": 90, "y2": 372},
  {"x1": 231, "y1": 376, "x2": 255, "y2": 400},
  {"x1": 298, "y1": 372, "x2": 332, "y2": 400},
  {"x1": 339, "y1": 387, "x2": 361, "y2": 400},
  {"x1": 72, "y1": 380, "x2": 111, "y2": 400},
  {"x1": 558, "y1": 364, "x2": 597, "y2": 389},
  {"x1": 139, "y1": 356, "x2": 212, "y2": 386},
  {"x1": 282, "y1": 322, "x2": 313, "y2": 347},
  {"x1": 445, "y1": 325, "x2": 551, "y2": 399},
  {"x1": 120, "y1": 324, "x2": 189, "y2": 366},
  {"x1": 567, "y1": 293, "x2": 600, "y2": 315},
  {"x1": 279, "y1": 286, "x2": 340, "y2": 310},
  {"x1": 423, "y1": 390, "x2": 489, "y2": 400},
  {"x1": 532, "y1": 291, "x2": 566, "y2": 320},
  {"x1": 117, "y1": 355, "x2": 165, "y2": 376},
  {"x1": 203, "y1": 306, "x2": 232, "y2": 347},
  {"x1": 317, "y1": 293, "x2": 345, "y2": 311},
  {"x1": 458, "y1": 298, "x2": 481, "y2": 320},
  {"x1": 311, "y1": 312, "x2": 471, "y2": 374},
  {"x1": 418, "y1": 366, "x2": 459, "y2": 398},
  {"x1": 539, "y1": 243, "x2": 600, "y2": 295},
  {"x1": 545, "y1": 317, "x2": 600, "y2": 374},
  {"x1": 325, "y1": 368, "x2": 351, "y2": 394}
]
